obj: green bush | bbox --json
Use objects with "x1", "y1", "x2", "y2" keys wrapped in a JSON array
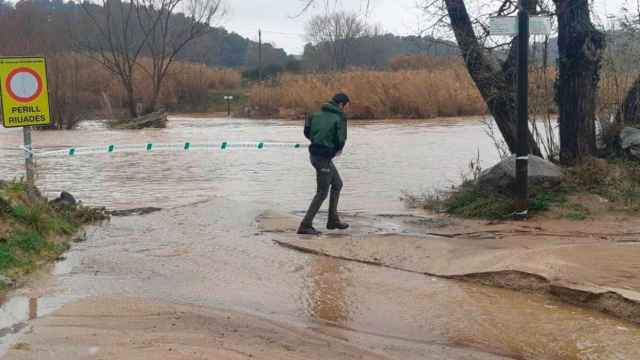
[
  {"x1": 406, "y1": 183, "x2": 570, "y2": 220},
  {"x1": 11, "y1": 203, "x2": 78, "y2": 236},
  {"x1": 0, "y1": 230, "x2": 65, "y2": 276}
]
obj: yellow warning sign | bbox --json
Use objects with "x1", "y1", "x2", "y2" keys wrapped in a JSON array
[{"x1": 0, "y1": 57, "x2": 51, "y2": 128}]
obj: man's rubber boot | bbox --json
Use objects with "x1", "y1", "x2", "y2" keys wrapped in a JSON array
[
  {"x1": 297, "y1": 224, "x2": 322, "y2": 235},
  {"x1": 327, "y1": 220, "x2": 349, "y2": 230}
]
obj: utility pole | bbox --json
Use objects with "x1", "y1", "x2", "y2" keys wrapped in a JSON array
[
  {"x1": 258, "y1": 29, "x2": 263, "y2": 82},
  {"x1": 515, "y1": 0, "x2": 530, "y2": 219}
]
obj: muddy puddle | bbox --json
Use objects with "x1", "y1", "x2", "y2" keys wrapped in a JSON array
[{"x1": 0, "y1": 295, "x2": 79, "y2": 354}]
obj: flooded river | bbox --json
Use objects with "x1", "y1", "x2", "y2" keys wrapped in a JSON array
[
  {"x1": 1, "y1": 117, "x2": 639, "y2": 359},
  {"x1": 0, "y1": 116, "x2": 499, "y2": 211}
]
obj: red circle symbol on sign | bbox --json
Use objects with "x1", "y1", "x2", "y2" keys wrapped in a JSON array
[{"x1": 6, "y1": 67, "x2": 43, "y2": 103}]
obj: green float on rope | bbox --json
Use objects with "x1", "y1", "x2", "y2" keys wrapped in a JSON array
[{"x1": 32, "y1": 141, "x2": 303, "y2": 158}]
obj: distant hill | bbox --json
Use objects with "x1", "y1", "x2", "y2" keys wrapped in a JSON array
[
  {"x1": 179, "y1": 27, "x2": 288, "y2": 69},
  {"x1": 302, "y1": 34, "x2": 460, "y2": 70},
  {"x1": 530, "y1": 30, "x2": 640, "y2": 68},
  {"x1": 0, "y1": 0, "x2": 287, "y2": 69}
]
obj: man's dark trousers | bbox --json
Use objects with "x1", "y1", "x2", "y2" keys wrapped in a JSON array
[{"x1": 301, "y1": 155, "x2": 343, "y2": 226}]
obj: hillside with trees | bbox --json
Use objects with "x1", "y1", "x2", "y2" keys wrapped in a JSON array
[{"x1": 0, "y1": 0, "x2": 287, "y2": 69}]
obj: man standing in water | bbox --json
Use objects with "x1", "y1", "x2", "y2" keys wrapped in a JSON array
[{"x1": 297, "y1": 93, "x2": 351, "y2": 235}]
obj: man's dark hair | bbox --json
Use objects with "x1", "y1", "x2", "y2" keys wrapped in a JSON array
[{"x1": 331, "y1": 92, "x2": 350, "y2": 106}]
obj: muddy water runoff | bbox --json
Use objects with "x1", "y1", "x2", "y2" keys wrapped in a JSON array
[
  {"x1": 1, "y1": 117, "x2": 639, "y2": 359},
  {"x1": 1, "y1": 116, "x2": 502, "y2": 211}
]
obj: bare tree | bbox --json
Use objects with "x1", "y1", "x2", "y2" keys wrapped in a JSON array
[
  {"x1": 554, "y1": 0, "x2": 605, "y2": 164},
  {"x1": 297, "y1": 0, "x2": 373, "y2": 17},
  {"x1": 305, "y1": 11, "x2": 369, "y2": 70},
  {"x1": 80, "y1": 0, "x2": 156, "y2": 118},
  {"x1": 430, "y1": 0, "x2": 605, "y2": 164},
  {"x1": 80, "y1": 0, "x2": 221, "y2": 118},
  {"x1": 135, "y1": 0, "x2": 222, "y2": 114}
]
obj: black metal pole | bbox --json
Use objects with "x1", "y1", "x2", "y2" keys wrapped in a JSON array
[
  {"x1": 515, "y1": 0, "x2": 530, "y2": 218},
  {"x1": 258, "y1": 29, "x2": 263, "y2": 82}
]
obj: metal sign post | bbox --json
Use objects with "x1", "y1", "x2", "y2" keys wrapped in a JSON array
[
  {"x1": 23, "y1": 126, "x2": 35, "y2": 185},
  {"x1": 515, "y1": 0, "x2": 530, "y2": 219},
  {"x1": 491, "y1": 4, "x2": 551, "y2": 219},
  {"x1": 224, "y1": 96, "x2": 234, "y2": 117}
]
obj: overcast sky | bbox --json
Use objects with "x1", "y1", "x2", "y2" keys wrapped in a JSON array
[{"x1": 220, "y1": 0, "x2": 629, "y2": 55}]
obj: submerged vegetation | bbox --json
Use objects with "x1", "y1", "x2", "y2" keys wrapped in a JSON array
[{"x1": 0, "y1": 181, "x2": 108, "y2": 286}]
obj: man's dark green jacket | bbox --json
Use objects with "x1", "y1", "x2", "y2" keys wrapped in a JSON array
[{"x1": 304, "y1": 102, "x2": 347, "y2": 158}]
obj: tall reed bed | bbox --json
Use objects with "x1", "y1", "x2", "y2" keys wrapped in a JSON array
[
  {"x1": 248, "y1": 67, "x2": 487, "y2": 119},
  {"x1": 248, "y1": 57, "x2": 631, "y2": 122}
]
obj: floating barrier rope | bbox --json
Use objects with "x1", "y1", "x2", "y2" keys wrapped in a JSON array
[{"x1": 19, "y1": 142, "x2": 303, "y2": 158}]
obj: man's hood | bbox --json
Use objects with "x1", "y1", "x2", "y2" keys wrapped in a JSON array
[{"x1": 321, "y1": 102, "x2": 343, "y2": 115}]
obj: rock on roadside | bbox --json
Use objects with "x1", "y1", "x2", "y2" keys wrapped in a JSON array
[
  {"x1": 50, "y1": 191, "x2": 77, "y2": 209},
  {"x1": 478, "y1": 155, "x2": 562, "y2": 193},
  {"x1": 0, "y1": 275, "x2": 16, "y2": 288},
  {"x1": 620, "y1": 127, "x2": 640, "y2": 160}
]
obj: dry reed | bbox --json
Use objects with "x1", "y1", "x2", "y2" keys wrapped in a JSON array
[
  {"x1": 248, "y1": 59, "x2": 632, "y2": 121},
  {"x1": 248, "y1": 67, "x2": 487, "y2": 119}
]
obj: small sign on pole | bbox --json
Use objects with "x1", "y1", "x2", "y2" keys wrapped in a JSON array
[
  {"x1": 0, "y1": 57, "x2": 51, "y2": 186},
  {"x1": 490, "y1": 16, "x2": 553, "y2": 36},
  {"x1": 490, "y1": 16, "x2": 519, "y2": 36}
]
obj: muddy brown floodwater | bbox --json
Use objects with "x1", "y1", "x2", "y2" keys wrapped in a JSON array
[
  {"x1": 0, "y1": 117, "x2": 639, "y2": 359},
  {"x1": 0, "y1": 116, "x2": 499, "y2": 211}
]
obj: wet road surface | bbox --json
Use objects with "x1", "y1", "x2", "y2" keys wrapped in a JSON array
[{"x1": 2, "y1": 198, "x2": 639, "y2": 359}]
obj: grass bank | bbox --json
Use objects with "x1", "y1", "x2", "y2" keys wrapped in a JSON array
[
  {"x1": 0, "y1": 181, "x2": 108, "y2": 289},
  {"x1": 404, "y1": 158, "x2": 640, "y2": 220}
]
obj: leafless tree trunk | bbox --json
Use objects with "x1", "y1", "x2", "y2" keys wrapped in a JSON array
[
  {"x1": 554, "y1": 0, "x2": 605, "y2": 164},
  {"x1": 618, "y1": 79, "x2": 640, "y2": 126},
  {"x1": 616, "y1": 0, "x2": 640, "y2": 127}
]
